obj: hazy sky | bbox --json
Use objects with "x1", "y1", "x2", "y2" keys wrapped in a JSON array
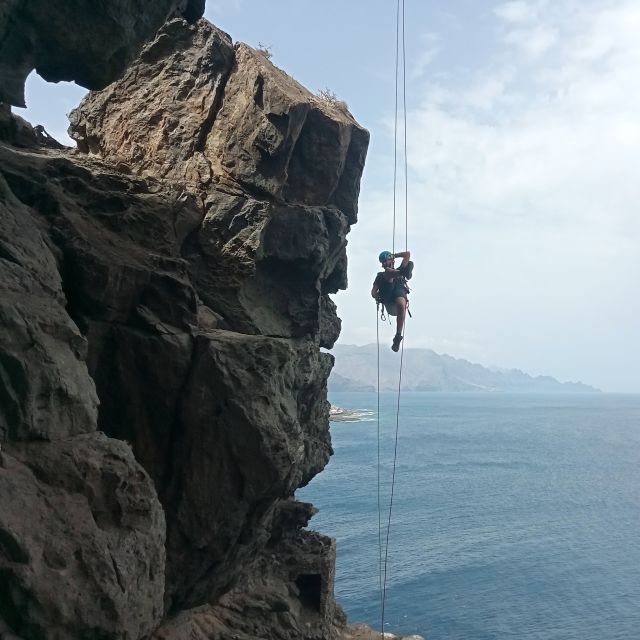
[{"x1": 14, "y1": 1, "x2": 640, "y2": 391}]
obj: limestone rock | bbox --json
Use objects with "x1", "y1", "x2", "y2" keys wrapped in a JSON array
[
  {"x1": 320, "y1": 296, "x2": 342, "y2": 350},
  {"x1": 0, "y1": 108, "x2": 65, "y2": 150},
  {"x1": 0, "y1": 0, "x2": 205, "y2": 107},
  {"x1": 153, "y1": 500, "x2": 341, "y2": 640},
  {"x1": 164, "y1": 333, "x2": 333, "y2": 609},
  {"x1": 185, "y1": 190, "x2": 349, "y2": 343},
  {"x1": 0, "y1": 137, "x2": 202, "y2": 456},
  {"x1": 205, "y1": 43, "x2": 368, "y2": 222},
  {"x1": 69, "y1": 19, "x2": 369, "y2": 223},
  {"x1": 69, "y1": 19, "x2": 235, "y2": 190},
  {"x1": 0, "y1": 140, "x2": 337, "y2": 615},
  {"x1": 0, "y1": 148, "x2": 98, "y2": 442},
  {"x1": 0, "y1": 143, "x2": 170, "y2": 638},
  {"x1": 0, "y1": 107, "x2": 37, "y2": 148},
  {"x1": 0, "y1": 10, "x2": 370, "y2": 640},
  {"x1": 0, "y1": 432, "x2": 166, "y2": 639},
  {"x1": 69, "y1": 17, "x2": 360, "y2": 344}
]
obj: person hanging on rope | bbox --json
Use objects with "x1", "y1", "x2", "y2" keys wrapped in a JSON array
[{"x1": 371, "y1": 250, "x2": 414, "y2": 352}]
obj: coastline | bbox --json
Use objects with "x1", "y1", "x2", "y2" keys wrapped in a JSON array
[
  {"x1": 341, "y1": 623, "x2": 424, "y2": 640},
  {"x1": 329, "y1": 405, "x2": 373, "y2": 422}
]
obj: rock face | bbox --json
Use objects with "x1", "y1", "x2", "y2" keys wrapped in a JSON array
[
  {"x1": 0, "y1": 0, "x2": 205, "y2": 107},
  {"x1": 153, "y1": 501, "x2": 343, "y2": 640},
  {"x1": 0, "y1": 143, "x2": 169, "y2": 639},
  {"x1": 69, "y1": 20, "x2": 368, "y2": 224},
  {"x1": 0, "y1": 434, "x2": 165, "y2": 640},
  {"x1": 0, "y1": 12, "x2": 368, "y2": 640},
  {"x1": 69, "y1": 19, "x2": 367, "y2": 349}
]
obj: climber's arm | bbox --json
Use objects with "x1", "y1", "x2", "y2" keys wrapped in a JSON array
[{"x1": 394, "y1": 251, "x2": 411, "y2": 268}]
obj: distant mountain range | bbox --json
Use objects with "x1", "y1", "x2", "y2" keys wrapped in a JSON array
[{"x1": 328, "y1": 344, "x2": 600, "y2": 393}]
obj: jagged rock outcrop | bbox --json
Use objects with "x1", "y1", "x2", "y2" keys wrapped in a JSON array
[
  {"x1": 0, "y1": 105, "x2": 63, "y2": 150},
  {"x1": 69, "y1": 19, "x2": 367, "y2": 344},
  {"x1": 0, "y1": 12, "x2": 369, "y2": 640},
  {"x1": 68, "y1": 20, "x2": 368, "y2": 223},
  {"x1": 0, "y1": 141, "x2": 169, "y2": 639},
  {"x1": 0, "y1": 434, "x2": 165, "y2": 639},
  {"x1": 0, "y1": 0, "x2": 205, "y2": 107},
  {"x1": 0, "y1": 155, "x2": 98, "y2": 442},
  {"x1": 68, "y1": 19, "x2": 235, "y2": 190},
  {"x1": 153, "y1": 501, "x2": 343, "y2": 640}
]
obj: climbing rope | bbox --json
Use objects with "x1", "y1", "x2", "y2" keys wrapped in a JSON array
[
  {"x1": 378, "y1": 0, "x2": 408, "y2": 636},
  {"x1": 376, "y1": 306, "x2": 383, "y2": 616},
  {"x1": 381, "y1": 319, "x2": 406, "y2": 633},
  {"x1": 402, "y1": 0, "x2": 408, "y2": 253},
  {"x1": 391, "y1": 0, "x2": 400, "y2": 257}
]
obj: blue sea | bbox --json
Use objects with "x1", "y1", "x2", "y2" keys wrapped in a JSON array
[{"x1": 297, "y1": 392, "x2": 640, "y2": 640}]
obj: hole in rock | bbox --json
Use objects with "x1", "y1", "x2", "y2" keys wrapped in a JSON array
[
  {"x1": 12, "y1": 70, "x2": 88, "y2": 147},
  {"x1": 295, "y1": 573, "x2": 322, "y2": 612}
]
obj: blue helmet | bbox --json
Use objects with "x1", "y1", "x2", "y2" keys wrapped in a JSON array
[{"x1": 379, "y1": 250, "x2": 393, "y2": 263}]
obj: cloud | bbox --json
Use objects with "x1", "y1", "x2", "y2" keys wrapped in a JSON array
[
  {"x1": 464, "y1": 74, "x2": 510, "y2": 110},
  {"x1": 411, "y1": 32, "x2": 441, "y2": 79},
  {"x1": 504, "y1": 25, "x2": 558, "y2": 57},
  {"x1": 494, "y1": 1, "x2": 543, "y2": 24},
  {"x1": 408, "y1": 0, "x2": 640, "y2": 241},
  {"x1": 344, "y1": 0, "x2": 640, "y2": 390}
]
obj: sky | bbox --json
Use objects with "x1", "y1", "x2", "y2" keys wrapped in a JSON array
[{"x1": 14, "y1": 0, "x2": 640, "y2": 392}]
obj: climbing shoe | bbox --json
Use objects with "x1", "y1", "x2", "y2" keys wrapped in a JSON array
[{"x1": 391, "y1": 334, "x2": 403, "y2": 352}]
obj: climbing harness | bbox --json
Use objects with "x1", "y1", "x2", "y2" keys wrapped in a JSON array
[
  {"x1": 377, "y1": 0, "x2": 409, "y2": 636},
  {"x1": 376, "y1": 285, "x2": 412, "y2": 323}
]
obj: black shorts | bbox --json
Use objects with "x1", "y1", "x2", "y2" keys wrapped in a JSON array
[{"x1": 382, "y1": 284, "x2": 408, "y2": 316}]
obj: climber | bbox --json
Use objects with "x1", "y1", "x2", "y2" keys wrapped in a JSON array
[{"x1": 371, "y1": 250, "x2": 413, "y2": 352}]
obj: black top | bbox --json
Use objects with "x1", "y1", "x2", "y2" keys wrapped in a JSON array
[{"x1": 373, "y1": 261, "x2": 413, "y2": 304}]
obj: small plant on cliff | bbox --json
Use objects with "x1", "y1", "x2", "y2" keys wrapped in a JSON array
[
  {"x1": 256, "y1": 42, "x2": 273, "y2": 60},
  {"x1": 317, "y1": 88, "x2": 349, "y2": 111}
]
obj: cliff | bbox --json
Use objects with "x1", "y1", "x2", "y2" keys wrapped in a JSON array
[
  {"x1": 0, "y1": 9, "x2": 372, "y2": 640},
  {"x1": 330, "y1": 344, "x2": 600, "y2": 393}
]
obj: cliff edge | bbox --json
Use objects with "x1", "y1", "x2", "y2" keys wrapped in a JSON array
[{"x1": 0, "y1": 11, "x2": 370, "y2": 640}]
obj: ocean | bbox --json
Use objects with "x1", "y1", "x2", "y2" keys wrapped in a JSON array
[{"x1": 297, "y1": 392, "x2": 640, "y2": 640}]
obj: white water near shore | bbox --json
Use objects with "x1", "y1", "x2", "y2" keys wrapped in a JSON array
[{"x1": 330, "y1": 405, "x2": 375, "y2": 422}]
